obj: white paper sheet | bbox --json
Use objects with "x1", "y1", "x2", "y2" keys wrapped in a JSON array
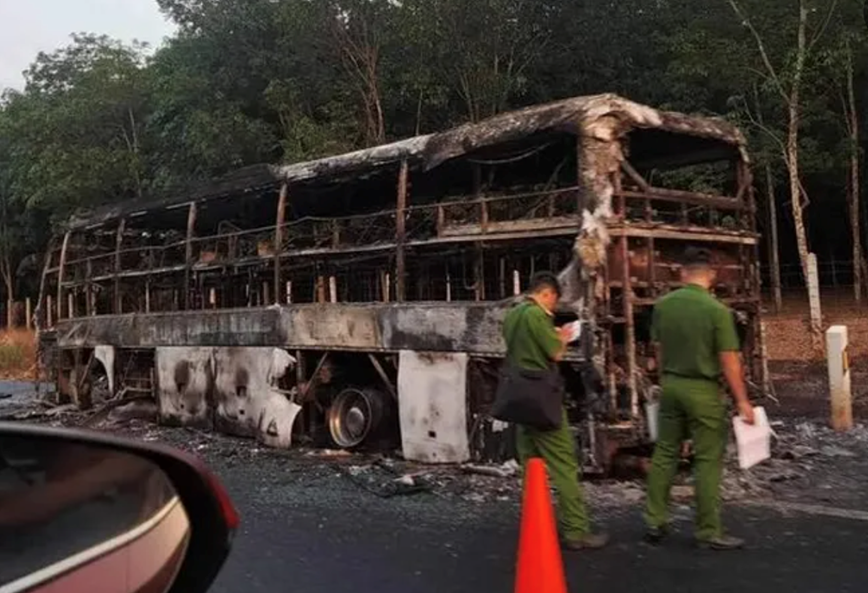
[
  {"x1": 563, "y1": 321, "x2": 583, "y2": 343},
  {"x1": 732, "y1": 406, "x2": 771, "y2": 470}
]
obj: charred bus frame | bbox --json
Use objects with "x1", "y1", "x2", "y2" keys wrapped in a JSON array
[{"x1": 36, "y1": 94, "x2": 765, "y2": 471}]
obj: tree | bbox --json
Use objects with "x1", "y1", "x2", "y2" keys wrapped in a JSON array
[
  {"x1": 840, "y1": 37, "x2": 863, "y2": 303},
  {"x1": 146, "y1": 2, "x2": 283, "y2": 188},
  {"x1": 325, "y1": 0, "x2": 394, "y2": 146},
  {"x1": 0, "y1": 108, "x2": 42, "y2": 326},
  {"x1": 0, "y1": 182, "x2": 19, "y2": 328},
  {"x1": 0, "y1": 0, "x2": 866, "y2": 328},
  {"x1": 402, "y1": 0, "x2": 556, "y2": 122},
  {"x1": 821, "y1": 0, "x2": 868, "y2": 303},
  {"x1": 5, "y1": 34, "x2": 151, "y2": 214},
  {"x1": 727, "y1": 0, "x2": 840, "y2": 346}
]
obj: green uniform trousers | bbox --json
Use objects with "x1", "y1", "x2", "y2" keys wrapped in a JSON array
[
  {"x1": 516, "y1": 408, "x2": 590, "y2": 540},
  {"x1": 644, "y1": 376, "x2": 727, "y2": 541}
]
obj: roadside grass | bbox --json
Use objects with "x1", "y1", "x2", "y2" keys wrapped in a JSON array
[{"x1": 0, "y1": 330, "x2": 36, "y2": 379}]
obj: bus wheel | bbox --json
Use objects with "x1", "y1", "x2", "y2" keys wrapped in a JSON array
[{"x1": 326, "y1": 387, "x2": 392, "y2": 449}]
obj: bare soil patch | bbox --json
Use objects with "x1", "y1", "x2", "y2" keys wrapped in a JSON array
[
  {"x1": 0, "y1": 330, "x2": 36, "y2": 380},
  {"x1": 764, "y1": 292, "x2": 868, "y2": 418}
]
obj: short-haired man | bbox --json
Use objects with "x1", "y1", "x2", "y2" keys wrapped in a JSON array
[
  {"x1": 644, "y1": 247, "x2": 756, "y2": 550},
  {"x1": 503, "y1": 271, "x2": 609, "y2": 550}
]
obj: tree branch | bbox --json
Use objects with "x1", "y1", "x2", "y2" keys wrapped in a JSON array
[
  {"x1": 737, "y1": 94, "x2": 787, "y2": 157},
  {"x1": 726, "y1": 0, "x2": 791, "y2": 106},
  {"x1": 807, "y1": 0, "x2": 839, "y2": 53}
]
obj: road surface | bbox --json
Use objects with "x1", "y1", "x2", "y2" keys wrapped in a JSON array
[
  {"x1": 6, "y1": 385, "x2": 868, "y2": 593},
  {"x1": 0, "y1": 381, "x2": 53, "y2": 418},
  {"x1": 203, "y1": 456, "x2": 868, "y2": 593}
]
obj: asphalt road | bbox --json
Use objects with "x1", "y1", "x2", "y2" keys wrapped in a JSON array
[
  {"x1": 0, "y1": 381, "x2": 53, "y2": 418},
  {"x1": 4, "y1": 383, "x2": 867, "y2": 593},
  {"x1": 207, "y1": 466, "x2": 868, "y2": 593}
]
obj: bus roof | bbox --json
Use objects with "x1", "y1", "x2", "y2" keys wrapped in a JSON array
[{"x1": 66, "y1": 93, "x2": 747, "y2": 231}]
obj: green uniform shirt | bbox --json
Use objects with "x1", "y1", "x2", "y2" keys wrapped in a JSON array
[
  {"x1": 502, "y1": 300, "x2": 561, "y2": 371},
  {"x1": 651, "y1": 284, "x2": 740, "y2": 382}
]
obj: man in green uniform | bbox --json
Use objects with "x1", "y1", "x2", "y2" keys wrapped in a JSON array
[
  {"x1": 644, "y1": 247, "x2": 755, "y2": 550},
  {"x1": 503, "y1": 271, "x2": 609, "y2": 550}
]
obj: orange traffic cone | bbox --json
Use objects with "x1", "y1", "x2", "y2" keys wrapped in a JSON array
[{"x1": 515, "y1": 457, "x2": 567, "y2": 593}]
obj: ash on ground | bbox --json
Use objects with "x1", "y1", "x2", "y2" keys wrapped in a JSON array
[
  {"x1": 12, "y1": 394, "x2": 868, "y2": 513},
  {"x1": 717, "y1": 420, "x2": 868, "y2": 510}
]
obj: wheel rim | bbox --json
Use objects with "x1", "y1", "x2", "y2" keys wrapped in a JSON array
[{"x1": 328, "y1": 388, "x2": 380, "y2": 448}]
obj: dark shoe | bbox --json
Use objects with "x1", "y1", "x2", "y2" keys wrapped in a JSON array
[
  {"x1": 563, "y1": 532, "x2": 610, "y2": 550},
  {"x1": 644, "y1": 525, "x2": 669, "y2": 545},
  {"x1": 696, "y1": 535, "x2": 745, "y2": 551}
]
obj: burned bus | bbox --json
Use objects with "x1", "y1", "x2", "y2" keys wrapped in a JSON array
[{"x1": 36, "y1": 94, "x2": 765, "y2": 472}]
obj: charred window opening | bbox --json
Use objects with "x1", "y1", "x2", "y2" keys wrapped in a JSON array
[
  {"x1": 620, "y1": 129, "x2": 747, "y2": 231},
  {"x1": 39, "y1": 132, "x2": 585, "y2": 317}
]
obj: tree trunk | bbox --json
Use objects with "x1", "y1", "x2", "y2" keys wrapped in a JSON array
[
  {"x1": 369, "y1": 63, "x2": 386, "y2": 144},
  {"x1": 0, "y1": 192, "x2": 13, "y2": 329},
  {"x1": 128, "y1": 107, "x2": 143, "y2": 200},
  {"x1": 764, "y1": 162, "x2": 783, "y2": 313},
  {"x1": 754, "y1": 85, "x2": 783, "y2": 313},
  {"x1": 331, "y1": 11, "x2": 386, "y2": 147},
  {"x1": 1, "y1": 258, "x2": 13, "y2": 329},
  {"x1": 787, "y1": 1, "x2": 821, "y2": 346},
  {"x1": 845, "y1": 42, "x2": 863, "y2": 304}
]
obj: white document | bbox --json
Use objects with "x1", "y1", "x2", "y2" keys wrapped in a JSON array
[
  {"x1": 732, "y1": 406, "x2": 771, "y2": 470},
  {"x1": 563, "y1": 321, "x2": 583, "y2": 343}
]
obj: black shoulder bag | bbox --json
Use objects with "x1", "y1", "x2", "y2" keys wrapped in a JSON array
[{"x1": 490, "y1": 306, "x2": 565, "y2": 431}]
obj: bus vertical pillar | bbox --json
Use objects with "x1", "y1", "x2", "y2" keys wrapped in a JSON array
[
  {"x1": 113, "y1": 219, "x2": 125, "y2": 314},
  {"x1": 614, "y1": 171, "x2": 638, "y2": 419},
  {"x1": 35, "y1": 237, "x2": 56, "y2": 331},
  {"x1": 56, "y1": 231, "x2": 71, "y2": 322},
  {"x1": 395, "y1": 159, "x2": 409, "y2": 302},
  {"x1": 85, "y1": 258, "x2": 94, "y2": 317},
  {"x1": 184, "y1": 203, "x2": 198, "y2": 311},
  {"x1": 274, "y1": 183, "x2": 288, "y2": 305}
]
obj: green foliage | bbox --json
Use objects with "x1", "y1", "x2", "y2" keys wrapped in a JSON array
[
  {"x1": 3, "y1": 34, "x2": 150, "y2": 213},
  {"x1": 0, "y1": 0, "x2": 866, "y2": 304}
]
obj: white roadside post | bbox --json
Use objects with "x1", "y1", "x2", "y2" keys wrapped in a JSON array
[{"x1": 826, "y1": 325, "x2": 853, "y2": 432}]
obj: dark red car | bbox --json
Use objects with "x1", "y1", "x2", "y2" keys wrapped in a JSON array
[{"x1": 0, "y1": 423, "x2": 238, "y2": 593}]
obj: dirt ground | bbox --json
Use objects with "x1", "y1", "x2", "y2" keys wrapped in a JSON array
[{"x1": 764, "y1": 291, "x2": 868, "y2": 418}]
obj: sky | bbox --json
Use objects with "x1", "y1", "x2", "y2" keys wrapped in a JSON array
[{"x1": 0, "y1": 0, "x2": 176, "y2": 91}]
